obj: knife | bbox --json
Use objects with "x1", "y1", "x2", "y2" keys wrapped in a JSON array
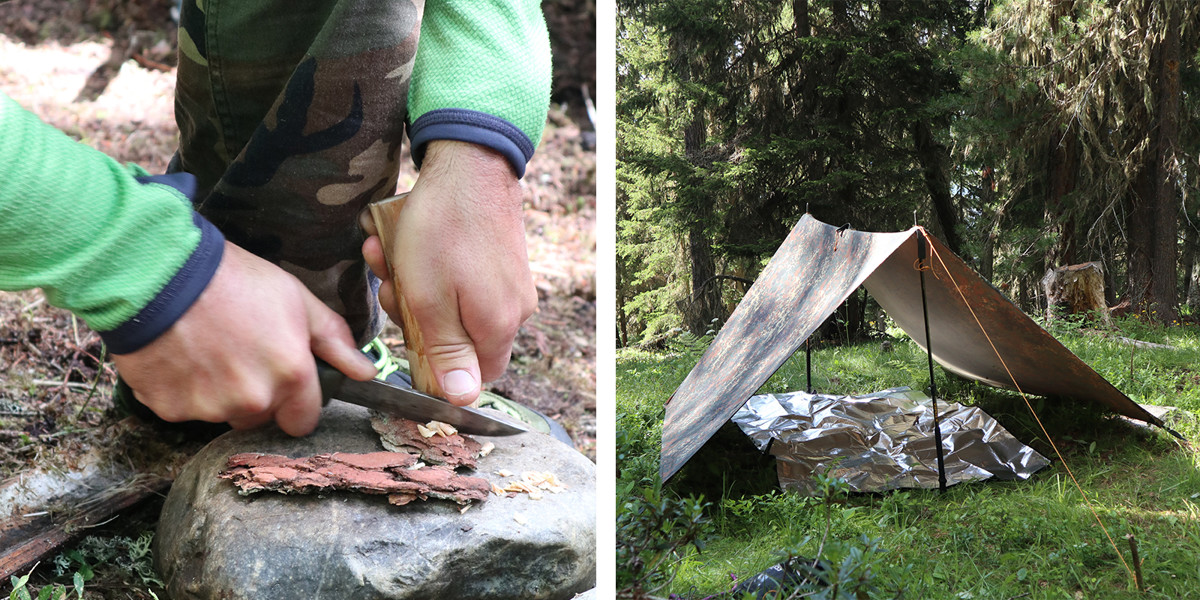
[{"x1": 316, "y1": 360, "x2": 528, "y2": 436}]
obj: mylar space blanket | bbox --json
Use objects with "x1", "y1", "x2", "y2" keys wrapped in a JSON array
[{"x1": 732, "y1": 388, "x2": 1050, "y2": 494}]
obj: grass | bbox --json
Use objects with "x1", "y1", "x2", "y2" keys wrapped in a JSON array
[{"x1": 617, "y1": 317, "x2": 1200, "y2": 599}]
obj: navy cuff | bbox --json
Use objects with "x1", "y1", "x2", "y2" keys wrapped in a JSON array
[
  {"x1": 409, "y1": 109, "x2": 533, "y2": 179},
  {"x1": 101, "y1": 176, "x2": 225, "y2": 354},
  {"x1": 135, "y1": 172, "x2": 199, "y2": 201}
]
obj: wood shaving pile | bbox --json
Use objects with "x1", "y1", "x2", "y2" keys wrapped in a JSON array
[
  {"x1": 416, "y1": 420, "x2": 458, "y2": 439},
  {"x1": 490, "y1": 470, "x2": 567, "y2": 501}
]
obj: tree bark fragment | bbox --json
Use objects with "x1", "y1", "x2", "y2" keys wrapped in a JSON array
[
  {"x1": 220, "y1": 452, "x2": 490, "y2": 507},
  {"x1": 370, "y1": 413, "x2": 483, "y2": 468}
]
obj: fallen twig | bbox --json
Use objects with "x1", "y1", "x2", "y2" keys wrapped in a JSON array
[
  {"x1": 20, "y1": 297, "x2": 44, "y2": 313},
  {"x1": 0, "y1": 473, "x2": 171, "y2": 580},
  {"x1": 30, "y1": 380, "x2": 93, "y2": 391},
  {"x1": 132, "y1": 52, "x2": 172, "y2": 72}
]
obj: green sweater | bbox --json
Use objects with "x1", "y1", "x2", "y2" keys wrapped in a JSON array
[
  {"x1": 0, "y1": 1, "x2": 551, "y2": 352},
  {"x1": 409, "y1": 0, "x2": 552, "y2": 177},
  {"x1": 0, "y1": 94, "x2": 223, "y2": 354}
]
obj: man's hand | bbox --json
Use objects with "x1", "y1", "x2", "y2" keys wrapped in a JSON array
[
  {"x1": 111, "y1": 241, "x2": 378, "y2": 436},
  {"x1": 361, "y1": 140, "x2": 537, "y2": 406}
]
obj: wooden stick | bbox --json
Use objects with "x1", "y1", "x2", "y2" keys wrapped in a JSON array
[
  {"x1": 1126, "y1": 533, "x2": 1145, "y2": 592},
  {"x1": 368, "y1": 194, "x2": 442, "y2": 398},
  {"x1": 0, "y1": 474, "x2": 170, "y2": 580}
]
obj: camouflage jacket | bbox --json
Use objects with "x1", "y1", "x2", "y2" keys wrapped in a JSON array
[{"x1": 0, "y1": 0, "x2": 551, "y2": 351}]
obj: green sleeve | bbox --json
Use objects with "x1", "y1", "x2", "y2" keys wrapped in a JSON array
[
  {"x1": 0, "y1": 93, "x2": 205, "y2": 336},
  {"x1": 407, "y1": 0, "x2": 552, "y2": 177}
]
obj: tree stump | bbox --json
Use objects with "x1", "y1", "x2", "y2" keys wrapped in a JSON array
[{"x1": 1042, "y1": 262, "x2": 1110, "y2": 324}]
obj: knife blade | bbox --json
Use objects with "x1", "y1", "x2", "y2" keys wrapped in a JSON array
[{"x1": 316, "y1": 361, "x2": 527, "y2": 436}]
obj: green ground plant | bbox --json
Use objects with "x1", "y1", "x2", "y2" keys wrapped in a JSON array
[
  {"x1": 617, "y1": 317, "x2": 1200, "y2": 599},
  {"x1": 5, "y1": 523, "x2": 164, "y2": 600}
]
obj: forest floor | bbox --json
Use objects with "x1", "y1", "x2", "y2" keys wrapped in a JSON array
[{"x1": 0, "y1": 1, "x2": 595, "y2": 596}]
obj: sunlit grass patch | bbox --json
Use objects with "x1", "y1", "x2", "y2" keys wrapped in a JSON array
[{"x1": 617, "y1": 322, "x2": 1200, "y2": 599}]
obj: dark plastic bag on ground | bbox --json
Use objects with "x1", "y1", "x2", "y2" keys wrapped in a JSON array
[{"x1": 725, "y1": 556, "x2": 825, "y2": 599}]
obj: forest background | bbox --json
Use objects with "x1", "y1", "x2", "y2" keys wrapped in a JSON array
[
  {"x1": 617, "y1": 0, "x2": 1200, "y2": 344},
  {"x1": 615, "y1": 1, "x2": 1200, "y2": 597}
]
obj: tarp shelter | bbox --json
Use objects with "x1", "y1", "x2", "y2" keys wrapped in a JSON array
[{"x1": 660, "y1": 215, "x2": 1166, "y2": 482}]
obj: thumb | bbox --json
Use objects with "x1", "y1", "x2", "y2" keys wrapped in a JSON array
[
  {"x1": 417, "y1": 311, "x2": 483, "y2": 407},
  {"x1": 303, "y1": 286, "x2": 377, "y2": 382}
]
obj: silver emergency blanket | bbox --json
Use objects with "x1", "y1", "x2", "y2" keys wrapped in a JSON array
[{"x1": 732, "y1": 387, "x2": 1049, "y2": 494}]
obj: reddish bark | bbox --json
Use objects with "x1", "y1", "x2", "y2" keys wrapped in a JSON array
[
  {"x1": 370, "y1": 414, "x2": 483, "y2": 469},
  {"x1": 220, "y1": 452, "x2": 490, "y2": 507}
]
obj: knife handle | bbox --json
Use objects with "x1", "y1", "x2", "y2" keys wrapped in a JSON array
[
  {"x1": 368, "y1": 193, "x2": 443, "y2": 398},
  {"x1": 314, "y1": 358, "x2": 344, "y2": 407}
]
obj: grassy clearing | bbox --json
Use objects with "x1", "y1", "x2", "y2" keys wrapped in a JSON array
[{"x1": 617, "y1": 317, "x2": 1200, "y2": 599}]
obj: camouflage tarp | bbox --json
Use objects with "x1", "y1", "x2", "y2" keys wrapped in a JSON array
[{"x1": 660, "y1": 215, "x2": 1164, "y2": 482}]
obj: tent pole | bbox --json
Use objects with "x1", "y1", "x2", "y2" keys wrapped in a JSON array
[
  {"x1": 918, "y1": 234, "x2": 948, "y2": 492},
  {"x1": 806, "y1": 339, "x2": 812, "y2": 393}
]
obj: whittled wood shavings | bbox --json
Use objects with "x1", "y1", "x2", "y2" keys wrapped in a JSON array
[
  {"x1": 503, "y1": 480, "x2": 533, "y2": 494},
  {"x1": 522, "y1": 471, "x2": 567, "y2": 492},
  {"x1": 479, "y1": 442, "x2": 495, "y2": 457},
  {"x1": 494, "y1": 470, "x2": 568, "y2": 499},
  {"x1": 417, "y1": 420, "x2": 459, "y2": 439},
  {"x1": 513, "y1": 514, "x2": 528, "y2": 525},
  {"x1": 496, "y1": 469, "x2": 514, "y2": 477}
]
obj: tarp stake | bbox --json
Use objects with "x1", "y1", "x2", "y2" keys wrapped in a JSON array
[{"x1": 917, "y1": 234, "x2": 948, "y2": 492}]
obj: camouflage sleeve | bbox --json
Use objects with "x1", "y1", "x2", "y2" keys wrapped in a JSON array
[
  {"x1": 407, "y1": 0, "x2": 552, "y2": 179},
  {"x1": 0, "y1": 93, "x2": 225, "y2": 354}
]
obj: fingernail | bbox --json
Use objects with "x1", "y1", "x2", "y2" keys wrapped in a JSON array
[{"x1": 443, "y1": 369, "x2": 478, "y2": 397}]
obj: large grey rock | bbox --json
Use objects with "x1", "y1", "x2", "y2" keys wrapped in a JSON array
[{"x1": 155, "y1": 401, "x2": 596, "y2": 599}]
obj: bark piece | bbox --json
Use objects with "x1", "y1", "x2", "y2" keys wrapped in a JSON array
[
  {"x1": 220, "y1": 452, "x2": 489, "y2": 506},
  {"x1": 370, "y1": 412, "x2": 482, "y2": 468}
]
